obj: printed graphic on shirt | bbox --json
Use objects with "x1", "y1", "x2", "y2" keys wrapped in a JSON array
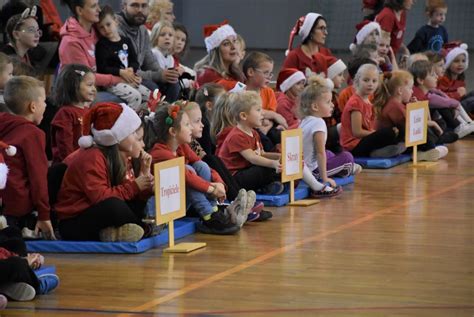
[
  {"x1": 118, "y1": 47, "x2": 129, "y2": 68},
  {"x1": 428, "y1": 34, "x2": 444, "y2": 53}
]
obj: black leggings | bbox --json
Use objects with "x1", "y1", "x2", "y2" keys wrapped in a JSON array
[
  {"x1": 351, "y1": 127, "x2": 400, "y2": 157},
  {"x1": 58, "y1": 198, "x2": 146, "y2": 241},
  {"x1": 202, "y1": 154, "x2": 240, "y2": 201},
  {"x1": 233, "y1": 165, "x2": 280, "y2": 191},
  {"x1": 433, "y1": 109, "x2": 460, "y2": 130},
  {"x1": 0, "y1": 227, "x2": 27, "y2": 257},
  {"x1": 0, "y1": 257, "x2": 40, "y2": 291}
]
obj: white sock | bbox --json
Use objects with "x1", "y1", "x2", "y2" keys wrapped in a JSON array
[
  {"x1": 303, "y1": 165, "x2": 329, "y2": 191},
  {"x1": 458, "y1": 106, "x2": 473, "y2": 123}
]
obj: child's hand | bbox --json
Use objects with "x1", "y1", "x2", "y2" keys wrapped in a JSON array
[
  {"x1": 135, "y1": 174, "x2": 154, "y2": 191},
  {"x1": 120, "y1": 68, "x2": 137, "y2": 84},
  {"x1": 276, "y1": 124, "x2": 286, "y2": 130},
  {"x1": 163, "y1": 69, "x2": 180, "y2": 84},
  {"x1": 210, "y1": 182, "x2": 226, "y2": 199},
  {"x1": 272, "y1": 160, "x2": 282, "y2": 173},
  {"x1": 457, "y1": 87, "x2": 467, "y2": 97},
  {"x1": 35, "y1": 220, "x2": 56, "y2": 240},
  {"x1": 392, "y1": 127, "x2": 399, "y2": 137},
  {"x1": 27, "y1": 253, "x2": 44, "y2": 270},
  {"x1": 139, "y1": 150, "x2": 152, "y2": 176},
  {"x1": 323, "y1": 178, "x2": 337, "y2": 188},
  {"x1": 428, "y1": 120, "x2": 443, "y2": 136},
  {"x1": 274, "y1": 114, "x2": 288, "y2": 129}
]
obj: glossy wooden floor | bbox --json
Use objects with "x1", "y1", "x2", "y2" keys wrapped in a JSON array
[{"x1": 3, "y1": 138, "x2": 474, "y2": 317}]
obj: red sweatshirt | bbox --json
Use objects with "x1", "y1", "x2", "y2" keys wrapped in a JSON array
[
  {"x1": 276, "y1": 92, "x2": 299, "y2": 128},
  {"x1": 0, "y1": 113, "x2": 50, "y2": 221},
  {"x1": 282, "y1": 46, "x2": 333, "y2": 75},
  {"x1": 54, "y1": 147, "x2": 141, "y2": 220},
  {"x1": 149, "y1": 143, "x2": 223, "y2": 193},
  {"x1": 51, "y1": 105, "x2": 87, "y2": 163},
  {"x1": 437, "y1": 76, "x2": 465, "y2": 101}
]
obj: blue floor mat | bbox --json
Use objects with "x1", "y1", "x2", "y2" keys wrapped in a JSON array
[
  {"x1": 34, "y1": 266, "x2": 56, "y2": 277},
  {"x1": 355, "y1": 154, "x2": 411, "y2": 169},
  {"x1": 256, "y1": 176, "x2": 354, "y2": 207},
  {"x1": 26, "y1": 218, "x2": 197, "y2": 254}
]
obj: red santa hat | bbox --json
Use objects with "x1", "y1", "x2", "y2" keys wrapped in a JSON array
[
  {"x1": 203, "y1": 21, "x2": 237, "y2": 53},
  {"x1": 443, "y1": 43, "x2": 469, "y2": 72},
  {"x1": 277, "y1": 68, "x2": 306, "y2": 92},
  {"x1": 327, "y1": 58, "x2": 347, "y2": 81},
  {"x1": 349, "y1": 20, "x2": 381, "y2": 52},
  {"x1": 0, "y1": 141, "x2": 16, "y2": 190},
  {"x1": 286, "y1": 12, "x2": 323, "y2": 56},
  {"x1": 78, "y1": 102, "x2": 142, "y2": 148}
]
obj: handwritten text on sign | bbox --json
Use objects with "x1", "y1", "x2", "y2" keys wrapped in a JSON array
[
  {"x1": 159, "y1": 166, "x2": 180, "y2": 215},
  {"x1": 285, "y1": 136, "x2": 300, "y2": 175},
  {"x1": 409, "y1": 108, "x2": 425, "y2": 144}
]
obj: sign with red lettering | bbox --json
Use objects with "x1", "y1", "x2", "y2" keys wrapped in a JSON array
[
  {"x1": 281, "y1": 129, "x2": 303, "y2": 183},
  {"x1": 405, "y1": 101, "x2": 428, "y2": 147},
  {"x1": 153, "y1": 157, "x2": 186, "y2": 225}
]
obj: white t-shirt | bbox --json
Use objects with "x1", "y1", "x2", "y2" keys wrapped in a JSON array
[
  {"x1": 152, "y1": 48, "x2": 174, "y2": 69},
  {"x1": 300, "y1": 116, "x2": 327, "y2": 171}
]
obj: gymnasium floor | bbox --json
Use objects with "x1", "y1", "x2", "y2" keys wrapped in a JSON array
[{"x1": 3, "y1": 140, "x2": 473, "y2": 316}]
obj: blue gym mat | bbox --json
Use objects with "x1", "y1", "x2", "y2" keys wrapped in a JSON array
[
  {"x1": 355, "y1": 154, "x2": 411, "y2": 169},
  {"x1": 26, "y1": 218, "x2": 197, "y2": 254},
  {"x1": 34, "y1": 266, "x2": 56, "y2": 277},
  {"x1": 256, "y1": 176, "x2": 355, "y2": 207}
]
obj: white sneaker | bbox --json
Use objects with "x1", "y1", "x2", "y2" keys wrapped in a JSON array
[
  {"x1": 352, "y1": 163, "x2": 363, "y2": 175},
  {"x1": 21, "y1": 227, "x2": 43, "y2": 240},
  {"x1": 454, "y1": 123, "x2": 474, "y2": 139},
  {"x1": 417, "y1": 148, "x2": 441, "y2": 162},
  {"x1": 0, "y1": 215, "x2": 7, "y2": 230},
  {"x1": 435, "y1": 145, "x2": 449, "y2": 159},
  {"x1": 0, "y1": 283, "x2": 36, "y2": 301}
]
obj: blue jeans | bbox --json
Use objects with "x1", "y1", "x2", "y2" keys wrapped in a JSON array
[
  {"x1": 94, "y1": 91, "x2": 125, "y2": 104},
  {"x1": 145, "y1": 161, "x2": 215, "y2": 218}
]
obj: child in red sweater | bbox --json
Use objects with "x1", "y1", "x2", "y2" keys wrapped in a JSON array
[
  {"x1": 276, "y1": 68, "x2": 306, "y2": 128},
  {"x1": 0, "y1": 76, "x2": 55, "y2": 239},
  {"x1": 148, "y1": 103, "x2": 251, "y2": 235},
  {"x1": 51, "y1": 64, "x2": 96, "y2": 163},
  {"x1": 55, "y1": 103, "x2": 154, "y2": 242}
]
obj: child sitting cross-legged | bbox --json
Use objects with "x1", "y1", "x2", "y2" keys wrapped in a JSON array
[{"x1": 148, "y1": 103, "x2": 253, "y2": 234}]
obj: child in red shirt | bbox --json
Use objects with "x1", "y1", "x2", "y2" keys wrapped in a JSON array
[
  {"x1": 51, "y1": 64, "x2": 96, "y2": 164},
  {"x1": 148, "y1": 103, "x2": 250, "y2": 234},
  {"x1": 0, "y1": 76, "x2": 55, "y2": 239},
  {"x1": 55, "y1": 103, "x2": 154, "y2": 242},
  {"x1": 276, "y1": 68, "x2": 306, "y2": 128},
  {"x1": 218, "y1": 91, "x2": 283, "y2": 195},
  {"x1": 340, "y1": 64, "x2": 404, "y2": 157}
]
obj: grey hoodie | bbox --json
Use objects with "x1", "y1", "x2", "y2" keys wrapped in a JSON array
[{"x1": 116, "y1": 12, "x2": 163, "y2": 83}]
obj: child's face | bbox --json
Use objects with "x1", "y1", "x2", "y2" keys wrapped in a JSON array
[
  {"x1": 400, "y1": 79, "x2": 414, "y2": 103},
  {"x1": 449, "y1": 54, "x2": 466, "y2": 75},
  {"x1": 176, "y1": 112, "x2": 193, "y2": 144},
  {"x1": 332, "y1": 72, "x2": 345, "y2": 89},
  {"x1": 0, "y1": 63, "x2": 13, "y2": 88},
  {"x1": 433, "y1": 60, "x2": 445, "y2": 77},
  {"x1": 79, "y1": 72, "x2": 97, "y2": 103},
  {"x1": 119, "y1": 127, "x2": 144, "y2": 158},
  {"x1": 15, "y1": 18, "x2": 41, "y2": 49},
  {"x1": 31, "y1": 87, "x2": 46, "y2": 125},
  {"x1": 287, "y1": 79, "x2": 305, "y2": 97},
  {"x1": 219, "y1": 36, "x2": 239, "y2": 65},
  {"x1": 243, "y1": 104, "x2": 263, "y2": 128},
  {"x1": 313, "y1": 91, "x2": 334, "y2": 118},
  {"x1": 378, "y1": 37, "x2": 390, "y2": 56},
  {"x1": 186, "y1": 107, "x2": 204, "y2": 139},
  {"x1": 173, "y1": 30, "x2": 186, "y2": 55},
  {"x1": 363, "y1": 30, "x2": 380, "y2": 46},
  {"x1": 157, "y1": 26, "x2": 175, "y2": 52},
  {"x1": 357, "y1": 68, "x2": 379, "y2": 96},
  {"x1": 97, "y1": 14, "x2": 119, "y2": 40},
  {"x1": 430, "y1": 8, "x2": 447, "y2": 26},
  {"x1": 250, "y1": 61, "x2": 274, "y2": 87},
  {"x1": 423, "y1": 68, "x2": 438, "y2": 90},
  {"x1": 404, "y1": 0, "x2": 414, "y2": 10}
]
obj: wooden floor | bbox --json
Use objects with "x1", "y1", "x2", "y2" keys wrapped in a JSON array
[{"x1": 3, "y1": 138, "x2": 474, "y2": 317}]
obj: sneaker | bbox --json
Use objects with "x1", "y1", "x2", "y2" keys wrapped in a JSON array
[
  {"x1": 246, "y1": 190, "x2": 257, "y2": 215},
  {"x1": 143, "y1": 223, "x2": 165, "y2": 238},
  {"x1": 21, "y1": 227, "x2": 43, "y2": 240},
  {"x1": 255, "y1": 210, "x2": 273, "y2": 222},
  {"x1": 37, "y1": 274, "x2": 59, "y2": 295},
  {"x1": 196, "y1": 209, "x2": 240, "y2": 235},
  {"x1": 0, "y1": 215, "x2": 7, "y2": 230},
  {"x1": 246, "y1": 211, "x2": 260, "y2": 222},
  {"x1": 0, "y1": 294, "x2": 7, "y2": 309},
  {"x1": 261, "y1": 181, "x2": 285, "y2": 195},
  {"x1": 454, "y1": 122, "x2": 474, "y2": 138},
  {"x1": 416, "y1": 147, "x2": 445, "y2": 162},
  {"x1": 436, "y1": 145, "x2": 449, "y2": 159},
  {"x1": 370, "y1": 143, "x2": 406, "y2": 158},
  {"x1": 310, "y1": 185, "x2": 343, "y2": 198},
  {"x1": 99, "y1": 223, "x2": 144, "y2": 242},
  {"x1": 437, "y1": 131, "x2": 458, "y2": 144},
  {"x1": 251, "y1": 201, "x2": 264, "y2": 214},
  {"x1": 352, "y1": 163, "x2": 363, "y2": 175},
  {"x1": 0, "y1": 282, "x2": 35, "y2": 301}
]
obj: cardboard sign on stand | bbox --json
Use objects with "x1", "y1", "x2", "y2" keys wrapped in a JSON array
[
  {"x1": 405, "y1": 101, "x2": 436, "y2": 167},
  {"x1": 154, "y1": 157, "x2": 206, "y2": 253},
  {"x1": 281, "y1": 129, "x2": 319, "y2": 206}
]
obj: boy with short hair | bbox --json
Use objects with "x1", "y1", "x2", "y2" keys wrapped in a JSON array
[{"x1": 0, "y1": 76, "x2": 55, "y2": 239}]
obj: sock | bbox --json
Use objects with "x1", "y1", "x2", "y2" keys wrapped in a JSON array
[
  {"x1": 458, "y1": 106, "x2": 473, "y2": 123},
  {"x1": 303, "y1": 165, "x2": 325, "y2": 191}
]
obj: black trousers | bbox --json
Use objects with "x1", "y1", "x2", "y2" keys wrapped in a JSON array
[
  {"x1": 433, "y1": 108, "x2": 460, "y2": 130},
  {"x1": 0, "y1": 227, "x2": 27, "y2": 257},
  {"x1": 351, "y1": 127, "x2": 400, "y2": 157},
  {"x1": 233, "y1": 165, "x2": 280, "y2": 191},
  {"x1": 202, "y1": 154, "x2": 240, "y2": 201},
  {"x1": 58, "y1": 198, "x2": 146, "y2": 241},
  {"x1": 0, "y1": 257, "x2": 40, "y2": 291}
]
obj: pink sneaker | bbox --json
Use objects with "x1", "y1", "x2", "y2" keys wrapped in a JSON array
[{"x1": 251, "y1": 201, "x2": 264, "y2": 214}]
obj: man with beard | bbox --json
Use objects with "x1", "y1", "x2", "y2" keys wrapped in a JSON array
[{"x1": 116, "y1": 0, "x2": 180, "y2": 102}]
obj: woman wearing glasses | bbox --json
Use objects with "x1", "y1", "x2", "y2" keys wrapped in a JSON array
[{"x1": 283, "y1": 12, "x2": 334, "y2": 76}]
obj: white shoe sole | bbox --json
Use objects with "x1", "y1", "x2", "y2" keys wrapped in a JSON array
[{"x1": 0, "y1": 282, "x2": 35, "y2": 301}]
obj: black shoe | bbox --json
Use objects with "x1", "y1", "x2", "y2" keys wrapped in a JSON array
[
  {"x1": 255, "y1": 210, "x2": 273, "y2": 222},
  {"x1": 196, "y1": 210, "x2": 240, "y2": 235},
  {"x1": 437, "y1": 131, "x2": 458, "y2": 144}
]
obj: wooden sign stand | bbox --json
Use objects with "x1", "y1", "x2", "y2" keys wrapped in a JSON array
[
  {"x1": 405, "y1": 101, "x2": 437, "y2": 168},
  {"x1": 281, "y1": 129, "x2": 319, "y2": 207},
  {"x1": 153, "y1": 157, "x2": 206, "y2": 253}
]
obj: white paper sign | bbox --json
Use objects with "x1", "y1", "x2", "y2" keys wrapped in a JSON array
[
  {"x1": 159, "y1": 166, "x2": 180, "y2": 215},
  {"x1": 409, "y1": 108, "x2": 425, "y2": 143},
  {"x1": 285, "y1": 136, "x2": 300, "y2": 176}
]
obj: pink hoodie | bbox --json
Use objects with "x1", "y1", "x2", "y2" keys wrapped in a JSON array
[{"x1": 59, "y1": 17, "x2": 121, "y2": 88}]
